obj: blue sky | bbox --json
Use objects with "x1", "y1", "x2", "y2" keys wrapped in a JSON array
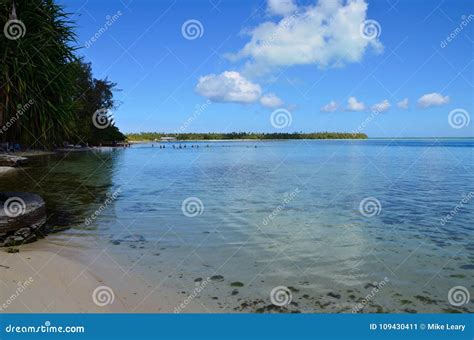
[{"x1": 61, "y1": 0, "x2": 473, "y2": 137}]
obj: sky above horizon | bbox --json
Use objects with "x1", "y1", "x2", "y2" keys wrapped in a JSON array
[{"x1": 60, "y1": 0, "x2": 473, "y2": 138}]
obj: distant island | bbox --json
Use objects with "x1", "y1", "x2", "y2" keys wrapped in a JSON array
[{"x1": 126, "y1": 132, "x2": 368, "y2": 141}]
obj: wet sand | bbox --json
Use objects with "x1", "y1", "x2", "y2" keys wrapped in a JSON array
[{"x1": 0, "y1": 237, "x2": 206, "y2": 313}]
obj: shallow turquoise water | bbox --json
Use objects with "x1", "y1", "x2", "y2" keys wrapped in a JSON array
[{"x1": 2, "y1": 139, "x2": 473, "y2": 312}]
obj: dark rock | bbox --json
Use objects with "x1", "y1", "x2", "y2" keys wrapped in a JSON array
[
  {"x1": 0, "y1": 192, "x2": 46, "y2": 247},
  {"x1": 14, "y1": 227, "x2": 32, "y2": 238},
  {"x1": 194, "y1": 278, "x2": 203, "y2": 282},
  {"x1": 327, "y1": 292, "x2": 341, "y2": 299},
  {"x1": 6, "y1": 247, "x2": 19, "y2": 253},
  {"x1": 0, "y1": 155, "x2": 27, "y2": 167},
  {"x1": 230, "y1": 281, "x2": 244, "y2": 287},
  {"x1": 210, "y1": 275, "x2": 224, "y2": 282},
  {"x1": 231, "y1": 289, "x2": 239, "y2": 296},
  {"x1": 3, "y1": 235, "x2": 25, "y2": 247}
]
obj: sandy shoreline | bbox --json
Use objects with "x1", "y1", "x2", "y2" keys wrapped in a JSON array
[{"x1": 0, "y1": 237, "x2": 205, "y2": 313}]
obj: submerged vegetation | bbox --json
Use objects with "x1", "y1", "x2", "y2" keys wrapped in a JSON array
[
  {"x1": 126, "y1": 132, "x2": 368, "y2": 141},
  {"x1": 0, "y1": 0, "x2": 124, "y2": 149}
]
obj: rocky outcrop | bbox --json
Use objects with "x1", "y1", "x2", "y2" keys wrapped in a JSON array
[
  {"x1": 0, "y1": 192, "x2": 47, "y2": 247},
  {"x1": 0, "y1": 155, "x2": 28, "y2": 167}
]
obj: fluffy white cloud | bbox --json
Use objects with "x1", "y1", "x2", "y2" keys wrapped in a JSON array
[
  {"x1": 267, "y1": 0, "x2": 297, "y2": 16},
  {"x1": 320, "y1": 100, "x2": 338, "y2": 112},
  {"x1": 228, "y1": 0, "x2": 383, "y2": 75},
  {"x1": 417, "y1": 92, "x2": 450, "y2": 108},
  {"x1": 260, "y1": 93, "x2": 284, "y2": 108},
  {"x1": 195, "y1": 71, "x2": 262, "y2": 104},
  {"x1": 346, "y1": 96, "x2": 365, "y2": 111},
  {"x1": 397, "y1": 98, "x2": 409, "y2": 109},
  {"x1": 195, "y1": 71, "x2": 285, "y2": 108},
  {"x1": 371, "y1": 99, "x2": 390, "y2": 113}
]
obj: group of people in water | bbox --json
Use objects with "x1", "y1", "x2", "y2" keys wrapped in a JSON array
[{"x1": 151, "y1": 144, "x2": 211, "y2": 149}]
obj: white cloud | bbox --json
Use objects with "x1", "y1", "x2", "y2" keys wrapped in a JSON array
[
  {"x1": 346, "y1": 96, "x2": 365, "y2": 111},
  {"x1": 195, "y1": 71, "x2": 286, "y2": 108},
  {"x1": 228, "y1": 0, "x2": 383, "y2": 75},
  {"x1": 195, "y1": 71, "x2": 261, "y2": 104},
  {"x1": 267, "y1": 0, "x2": 297, "y2": 16},
  {"x1": 371, "y1": 99, "x2": 390, "y2": 113},
  {"x1": 260, "y1": 93, "x2": 284, "y2": 108},
  {"x1": 417, "y1": 92, "x2": 450, "y2": 108},
  {"x1": 397, "y1": 98, "x2": 409, "y2": 109},
  {"x1": 320, "y1": 100, "x2": 338, "y2": 112}
]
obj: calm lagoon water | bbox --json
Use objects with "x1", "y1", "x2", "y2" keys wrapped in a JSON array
[{"x1": 2, "y1": 139, "x2": 473, "y2": 313}]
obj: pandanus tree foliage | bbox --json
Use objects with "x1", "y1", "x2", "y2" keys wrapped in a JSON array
[
  {"x1": 72, "y1": 60, "x2": 125, "y2": 145},
  {"x1": 0, "y1": 0, "x2": 78, "y2": 148}
]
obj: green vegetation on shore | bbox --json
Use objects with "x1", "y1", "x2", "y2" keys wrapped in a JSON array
[
  {"x1": 0, "y1": 0, "x2": 124, "y2": 149},
  {"x1": 126, "y1": 132, "x2": 368, "y2": 141}
]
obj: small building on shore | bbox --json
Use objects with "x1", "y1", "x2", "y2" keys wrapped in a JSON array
[{"x1": 160, "y1": 137, "x2": 177, "y2": 142}]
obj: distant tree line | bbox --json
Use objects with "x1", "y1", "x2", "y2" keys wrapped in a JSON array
[
  {"x1": 0, "y1": 0, "x2": 124, "y2": 149},
  {"x1": 126, "y1": 132, "x2": 368, "y2": 141}
]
